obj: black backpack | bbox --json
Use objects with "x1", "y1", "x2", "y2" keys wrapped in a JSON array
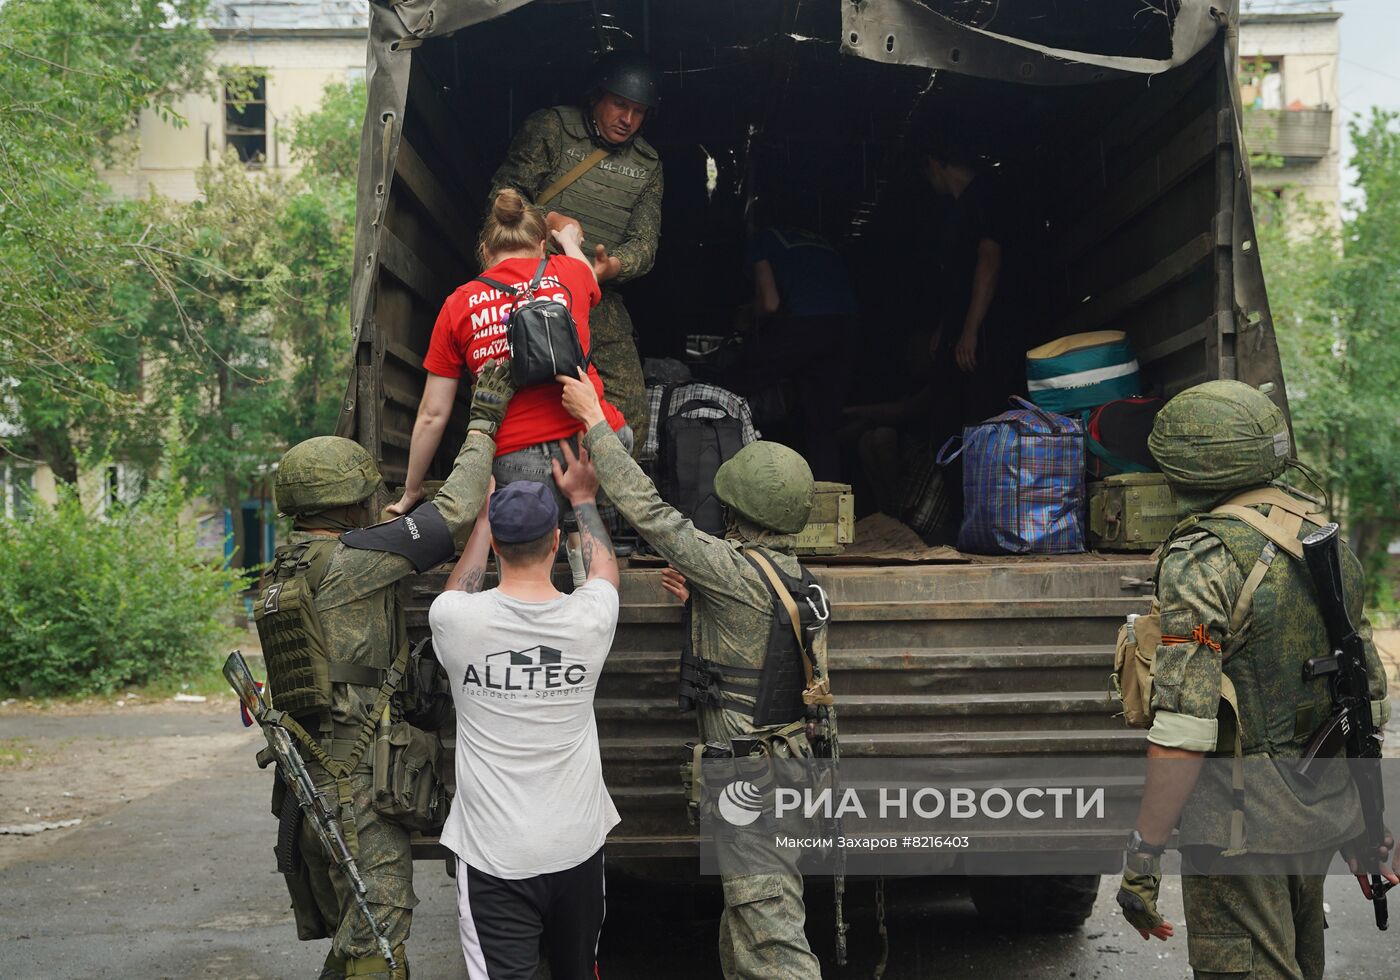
[
  {"x1": 473, "y1": 258, "x2": 588, "y2": 388},
  {"x1": 655, "y1": 385, "x2": 746, "y2": 536}
]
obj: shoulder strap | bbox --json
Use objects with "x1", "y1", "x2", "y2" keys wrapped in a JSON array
[
  {"x1": 528, "y1": 257, "x2": 548, "y2": 290},
  {"x1": 742, "y1": 548, "x2": 834, "y2": 708},
  {"x1": 538, "y1": 147, "x2": 610, "y2": 206},
  {"x1": 470, "y1": 275, "x2": 517, "y2": 296},
  {"x1": 1210, "y1": 504, "x2": 1304, "y2": 559}
]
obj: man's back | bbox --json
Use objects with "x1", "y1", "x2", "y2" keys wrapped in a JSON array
[{"x1": 429, "y1": 579, "x2": 621, "y2": 879}]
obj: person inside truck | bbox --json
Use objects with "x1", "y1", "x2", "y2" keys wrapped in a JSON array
[
  {"x1": 488, "y1": 50, "x2": 664, "y2": 459},
  {"x1": 389, "y1": 189, "x2": 633, "y2": 579},
  {"x1": 916, "y1": 133, "x2": 1028, "y2": 427},
  {"x1": 735, "y1": 189, "x2": 859, "y2": 482}
]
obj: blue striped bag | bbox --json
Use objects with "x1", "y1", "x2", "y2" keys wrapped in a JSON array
[
  {"x1": 1024, "y1": 330, "x2": 1141, "y2": 416},
  {"x1": 937, "y1": 397, "x2": 1086, "y2": 555}
]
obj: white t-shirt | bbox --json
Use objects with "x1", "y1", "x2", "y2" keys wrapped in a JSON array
[{"x1": 428, "y1": 579, "x2": 621, "y2": 879}]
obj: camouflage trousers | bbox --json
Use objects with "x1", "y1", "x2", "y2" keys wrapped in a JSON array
[
  {"x1": 704, "y1": 712, "x2": 821, "y2": 980},
  {"x1": 1181, "y1": 850, "x2": 1330, "y2": 980},
  {"x1": 286, "y1": 770, "x2": 415, "y2": 980},
  {"x1": 591, "y1": 290, "x2": 648, "y2": 458}
]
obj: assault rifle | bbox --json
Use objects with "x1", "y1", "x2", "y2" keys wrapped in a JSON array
[
  {"x1": 1293, "y1": 525, "x2": 1394, "y2": 930},
  {"x1": 224, "y1": 652, "x2": 398, "y2": 968}
]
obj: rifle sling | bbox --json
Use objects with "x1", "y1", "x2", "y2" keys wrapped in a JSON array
[{"x1": 537, "y1": 148, "x2": 610, "y2": 206}]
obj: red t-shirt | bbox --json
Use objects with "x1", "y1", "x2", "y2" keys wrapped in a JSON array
[{"x1": 423, "y1": 255, "x2": 626, "y2": 456}]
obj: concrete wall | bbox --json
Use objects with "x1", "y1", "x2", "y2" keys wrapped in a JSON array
[
  {"x1": 1239, "y1": 13, "x2": 1342, "y2": 226},
  {"x1": 102, "y1": 31, "x2": 365, "y2": 202}
]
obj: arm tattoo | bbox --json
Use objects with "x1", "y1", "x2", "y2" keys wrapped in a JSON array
[
  {"x1": 572, "y1": 503, "x2": 611, "y2": 574},
  {"x1": 458, "y1": 566, "x2": 486, "y2": 594}
]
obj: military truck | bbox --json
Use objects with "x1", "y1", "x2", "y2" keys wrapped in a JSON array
[{"x1": 337, "y1": 0, "x2": 1288, "y2": 930}]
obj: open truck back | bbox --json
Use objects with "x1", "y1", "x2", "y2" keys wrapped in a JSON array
[{"x1": 339, "y1": 0, "x2": 1288, "y2": 929}]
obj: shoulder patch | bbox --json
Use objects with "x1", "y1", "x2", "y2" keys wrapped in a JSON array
[{"x1": 340, "y1": 502, "x2": 455, "y2": 573}]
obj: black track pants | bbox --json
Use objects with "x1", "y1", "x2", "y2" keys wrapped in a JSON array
[{"x1": 456, "y1": 848, "x2": 605, "y2": 980}]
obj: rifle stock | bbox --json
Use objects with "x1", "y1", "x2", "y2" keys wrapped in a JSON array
[{"x1": 224, "y1": 651, "x2": 399, "y2": 966}]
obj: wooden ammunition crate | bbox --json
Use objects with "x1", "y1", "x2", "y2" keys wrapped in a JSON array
[{"x1": 795, "y1": 482, "x2": 855, "y2": 556}]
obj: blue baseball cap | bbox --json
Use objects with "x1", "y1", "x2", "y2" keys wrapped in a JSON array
[{"x1": 488, "y1": 481, "x2": 560, "y2": 543}]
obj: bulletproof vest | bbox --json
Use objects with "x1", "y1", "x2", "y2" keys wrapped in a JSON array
[
  {"x1": 1192, "y1": 511, "x2": 1367, "y2": 758},
  {"x1": 255, "y1": 539, "x2": 339, "y2": 717},
  {"x1": 547, "y1": 106, "x2": 658, "y2": 255},
  {"x1": 678, "y1": 548, "x2": 828, "y2": 728},
  {"x1": 255, "y1": 538, "x2": 405, "y2": 723}
]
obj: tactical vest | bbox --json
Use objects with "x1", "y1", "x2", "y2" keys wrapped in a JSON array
[
  {"x1": 1188, "y1": 512, "x2": 1367, "y2": 758},
  {"x1": 546, "y1": 106, "x2": 658, "y2": 256},
  {"x1": 255, "y1": 539, "x2": 408, "y2": 756},
  {"x1": 1160, "y1": 493, "x2": 1377, "y2": 852},
  {"x1": 678, "y1": 547, "x2": 832, "y2": 728}
]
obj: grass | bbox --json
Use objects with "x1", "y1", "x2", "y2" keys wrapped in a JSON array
[{"x1": 0, "y1": 738, "x2": 33, "y2": 767}]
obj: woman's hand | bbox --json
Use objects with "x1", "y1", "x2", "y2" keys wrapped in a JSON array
[
  {"x1": 550, "y1": 221, "x2": 584, "y2": 252},
  {"x1": 386, "y1": 486, "x2": 423, "y2": 516},
  {"x1": 660, "y1": 567, "x2": 690, "y2": 604},
  {"x1": 557, "y1": 367, "x2": 608, "y2": 431}
]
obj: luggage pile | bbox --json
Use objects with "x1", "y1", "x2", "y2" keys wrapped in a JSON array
[{"x1": 940, "y1": 331, "x2": 1177, "y2": 555}]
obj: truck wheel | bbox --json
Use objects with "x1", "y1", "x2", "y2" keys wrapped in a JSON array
[{"x1": 967, "y1": 874, "x2": 1100, "y2": 932}]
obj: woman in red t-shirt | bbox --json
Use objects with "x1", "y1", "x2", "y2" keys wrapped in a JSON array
[{"x1": 388, "y1": 189, "x2": 631, "y2": 522}]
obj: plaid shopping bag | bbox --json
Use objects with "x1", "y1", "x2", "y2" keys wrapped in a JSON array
[{"x1": 937, "y1": 397, "x2": 1086, "y2": 555}]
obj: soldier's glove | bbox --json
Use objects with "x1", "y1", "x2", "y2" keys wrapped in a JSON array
[
  {"x1": 468, "y1": 359, "x2": 515, "y2": 436},
  {"x1": 1116, "y1": 850, "x2": 1164, "y2": 933}
]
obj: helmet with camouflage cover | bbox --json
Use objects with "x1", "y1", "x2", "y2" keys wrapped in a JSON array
[
  {"x1": 1148, "y1": 380, "x2": 1290, "y2": 492},
  {"x1": 713, "y1": 442, "x2": 815, "y2": 535},
  {"x1": 274, "y1": 436, "x2": 384, "y2": 516}
]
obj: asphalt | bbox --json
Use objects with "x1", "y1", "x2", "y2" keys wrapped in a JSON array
[{"x1": 2, "y1": 711, "x2": 1398, "y2": 979}]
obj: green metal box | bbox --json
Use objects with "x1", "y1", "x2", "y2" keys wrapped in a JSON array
[{"x1": 1088, "y1": 473, "x2": 1176, "y2": 552}]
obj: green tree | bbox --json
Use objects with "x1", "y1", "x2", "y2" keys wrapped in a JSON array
[
  {"x1": 0, "y1": 0, "x2": 213, "y2": 477},
  {"x1": 1258, "y1": 109, "x2": 1400, "y2": 595}
]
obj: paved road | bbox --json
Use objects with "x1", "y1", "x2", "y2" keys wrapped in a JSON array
[{"x1": 1, "y1": 712, "x2": 1397, "y2": 979}]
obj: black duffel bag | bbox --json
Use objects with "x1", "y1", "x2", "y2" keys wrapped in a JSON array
[{"x1": 474, "y1": 257, "x2": 588, "y2": 388}]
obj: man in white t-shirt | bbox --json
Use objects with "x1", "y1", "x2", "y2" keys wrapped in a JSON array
[{"x1": 429, "y1": 443, "x2": 620, "y2": 980}]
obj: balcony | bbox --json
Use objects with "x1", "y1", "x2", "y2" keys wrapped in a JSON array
[{"x1": 1242, "y1": 108, "x2": 1333, "y2": 161}]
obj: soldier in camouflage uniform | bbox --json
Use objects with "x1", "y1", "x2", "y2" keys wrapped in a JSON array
[
  {"x1": 1116, "y1": 380, "x2": 1393, "y2": 979},
  {"x1": 557, "y1": 369, "x2": 823, "y2": 979},
  {"x1": 489, "y1": 52, "x2": 663, "y2": 455},
  {"x1": 262, "y1": 362, "x2": 515, "y2": 979}
]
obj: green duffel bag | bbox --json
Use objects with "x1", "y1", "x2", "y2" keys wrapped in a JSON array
[{"x1": 1088, "y1": 473, "x2": 1176, "y2": 552}]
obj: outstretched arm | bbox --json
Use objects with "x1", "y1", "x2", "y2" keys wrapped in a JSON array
[
  {"x1": 552, "y1": 440, "x2": 619, "y2": 589},
  {"x1": 390, "y1": 374, "x2": 459, "y2": 515},
  {"x1": 445, "y1": 479, "x2": 494, "y2": 593},
  {"x1": 557, "y1": 368, "x2": 752, "y2": 597}
]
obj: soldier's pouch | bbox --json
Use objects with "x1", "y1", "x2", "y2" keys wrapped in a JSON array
[
  {"x1": 720, "y1": 874, "x2": 789, "y2": 948},
  {"x1": 282, "y1": 859, "x2": 331, "y2": 941},
  {"x1": 372, "y1": 721, "x2": 448, "y2": 833},
  {"x1": 1187, "y1": 932, "x2": 1252, "y2": 975},
  {"x1": 1111, "y1": 599, "x2": 1161, "y2": 729}
]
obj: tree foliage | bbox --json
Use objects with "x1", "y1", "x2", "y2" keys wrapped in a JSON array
[
  {"x1": 1258, "y1": 109, "x2": 1400, "y2": 595},
  {"x1": 0, "y1": 0, "x2": 213, "y2": 476},
  {"x1": 0, "y1": 476, "x2": 242, "y2": 696}
]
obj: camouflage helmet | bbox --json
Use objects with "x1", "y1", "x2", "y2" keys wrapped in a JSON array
[
  {"x1": 713, "y1": 442, "x2": 814, "y2": 535},
  {"x1": 1148, "y1": 380, "x2": 1291, "y2": 492},
  {"x1": 274, "y1": 436, "x2": 383, "y2": 516}
]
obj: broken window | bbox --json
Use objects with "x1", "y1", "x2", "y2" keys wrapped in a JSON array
[{"x1": 224, "y1": 71, "x2": 268, "y2": 164}]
